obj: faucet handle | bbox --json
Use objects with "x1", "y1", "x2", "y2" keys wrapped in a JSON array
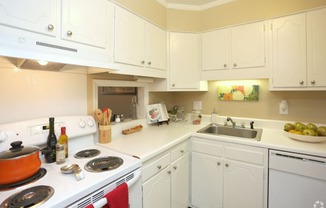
[{"x1": 250, "y1": 121, "x2": 254, "y2": 129}]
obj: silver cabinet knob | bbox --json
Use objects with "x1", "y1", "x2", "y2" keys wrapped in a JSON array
[
  {"x1": 172, "y1": 83, "x2": 175, "y2": 87},
  {"x1": 311, "y1": 80, "x2": 316, "y2": 85},
  {"x1": 167, "y1": 170, "x2": 171, "y2": 174},
  {"x1": 225, "y1": 163, "x2": 229, "y2": 167},
  {"x1": 157, "y1": 165, "x2": 162, "y2": 169},
  {"x1": 217, "y1": 162, "x2": 221, "y2": 166},
  {"x1": 224, "y1": 64, "x2": 227, "y2": 68},
  {"x1": 47, "y1": 24, "x2": 54, "y2": 31},
  {"x1": 180, "y1": 150, "x2": 184, "y2": 154},
  {"x1": 233, "y1": 63, "x2": 237, "y2": 67},
  {"x1": 173, "y1": 166, "x2": 177, "y2": 170},
  {"x1": 67, "y1": 30, "x2": 73, "y2": 36},
  {"x1": 148, "y1": 61, "x2": 151, "y2": 65},
  {"x1": 299, "y1": 80, "x2": 304, "y2": 85},
  {"x1": 141, "y1": 60, "x2": 145, "y2": 64}
]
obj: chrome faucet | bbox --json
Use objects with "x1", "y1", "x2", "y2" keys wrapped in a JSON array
[{"x1": 226, "y1": 117, "x2": 236, "y2": 128}]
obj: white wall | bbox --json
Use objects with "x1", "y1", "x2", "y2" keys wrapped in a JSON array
[{"x1": 0, "y1": 59, "x2": 87, "y2": 124}]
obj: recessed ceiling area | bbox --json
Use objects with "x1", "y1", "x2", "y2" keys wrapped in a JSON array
[{"x1": 156, "y1": 0, "x2": 236, "y2": 11}]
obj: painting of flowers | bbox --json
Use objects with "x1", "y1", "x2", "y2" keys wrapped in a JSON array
[{"x1": 218, "y1": 85, "x2": 259, "y2": 101}]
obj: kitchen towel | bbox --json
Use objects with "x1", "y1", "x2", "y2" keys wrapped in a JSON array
[{"x1": 104, "y1": 183, "x2": 129, "y2": 208}]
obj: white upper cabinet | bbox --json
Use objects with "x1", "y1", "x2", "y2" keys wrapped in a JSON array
[
  {"x1": 169, "y1": 32, "x2": 207, "y2": 91},
  {"x1": 0, "y1": 0, "x2": 57, "y2": 36},
  {"x1": 307, "y1": 8, "x2": 326, "y2": 87},
  {"x1": 270, "y1": 8, "x2": 326, "y2": 90},
  {"x1": 61, "y1": 0, "x2": 108, "y2": 48},
  {"x1": 201, "y1": 21, "x2": 268, "y2": 80},
  {"x1": 270, "y1": 13, "x2": 307, "y2": 88},
  {"x1": 114, "y1": 6, "x2": 166, "y2": 71},
  {"x1": 114, "y1": 6, "x2": 146, "y2": 67},
  {"x1": 231, "y1": 22, "x2": 266, "y2": 69},
  {"x1": 202, "y1": 28, "x2": 230, "y2": 71},
  {"x1": 146, "y1": 23, "x2": 167, "y2": 70}
]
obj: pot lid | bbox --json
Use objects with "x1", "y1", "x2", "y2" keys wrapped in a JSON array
[{"x1": 0, "y1": 141, "x2": 39, "y2": 159}]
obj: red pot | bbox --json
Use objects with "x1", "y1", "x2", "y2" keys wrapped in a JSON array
[{"x1": 0, "y1": 141, "x2": 41, "y2": 185}]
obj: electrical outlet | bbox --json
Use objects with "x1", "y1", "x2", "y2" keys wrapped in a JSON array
[
  {"x1": 193, "y1": 101, "x2": 202, "y2": 111},
  {"x1": 279, "y1": 100, "x2": 288, "y2": 114}
]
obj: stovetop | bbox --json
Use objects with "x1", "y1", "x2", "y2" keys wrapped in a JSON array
[{"x1": 0, "y1": 116, "x2": 141, "y2": 208}]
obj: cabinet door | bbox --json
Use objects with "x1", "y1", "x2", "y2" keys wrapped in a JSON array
[
  {"x1": 171, "y1": 153, "x2": 189, "y2": 208},
  {"x1": 146, "y1": 23, "x2": 167, "y2": 70},
  {"x1": 232, "y1": 21, "x2": 266, "y2": 69},
  {"x1": 271, "y1": 13, "x2": 307, "y2": 88},
  {"x1": 0, "y1": 0, "x2": 57, "y2": 36},
  {"x1": 223, "y1": 160, "x2": 264, "y2": 208},
  {"x1": 191, "y1": 152, "x2": 223, "y2": 208},
  {"x1": 114, "y1": 6, "x2": 145, "y2": 66},
  {"x1": 202, "y1": 29, "x2": 230, "y2": 71},
  {"x1": 61, "y1": 0, "x2": 108, "y2": 48},
  {"x1": 143, "y1": 166, "x2": 171, "y2": 208},
  {"x1": 307, "y1": 8, "x2": 326, "y2": 87},
  {"x1": 169, "y1": 32, "x2": 201, "y2": 89}
]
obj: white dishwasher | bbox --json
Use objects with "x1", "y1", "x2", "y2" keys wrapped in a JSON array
[{"x1": 269, "y1": 150, "x2": 326, "y2": 208}]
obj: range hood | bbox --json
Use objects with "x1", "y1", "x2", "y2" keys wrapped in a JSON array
[{"x1": 0, "y1": 56, "x2": 87, "y2": 72}]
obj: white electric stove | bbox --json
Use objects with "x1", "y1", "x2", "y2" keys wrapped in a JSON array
[{"x1": 0, "y1": 116, "x2": 142, "y2": 208}]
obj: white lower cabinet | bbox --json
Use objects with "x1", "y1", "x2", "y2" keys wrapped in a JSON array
[
  {"x1": 142, "y1": 141, "x2": 189, "y2": 208},
  {"x1": 143, "y1": 166, "x2": 171, "y2": 208},
  {"x1": 191, "y1": 137, "x2": 268, "y2": 208}
]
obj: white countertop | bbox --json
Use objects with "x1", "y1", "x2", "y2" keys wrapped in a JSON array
[{"x1": 97, "y1": 116, "x2": 326, "y2": 162}]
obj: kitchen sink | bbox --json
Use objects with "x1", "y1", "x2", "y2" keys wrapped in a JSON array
[{"x1": 197, "y1": 124, "x2": 262, "y2": 141}]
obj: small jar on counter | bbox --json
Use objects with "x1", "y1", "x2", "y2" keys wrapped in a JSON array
[
  {"x1": 192, "y1": 110, "x2": 202, "y2": 125},
  {"x1": 56, "y1": 143, "x2": 65, "y2": 164}
]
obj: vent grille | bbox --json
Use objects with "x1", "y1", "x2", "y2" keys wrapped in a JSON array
[{"x1": 36, "y1": 41, "x2": 77, "y2": 52}]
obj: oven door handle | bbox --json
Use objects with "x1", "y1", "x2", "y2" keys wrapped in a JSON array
[
  {"x1": 89, "y1": 169, "x2": 141, "y2": 208},
  {"x1": 126, "y1": 169, "x2": 141, "y2": 188}
]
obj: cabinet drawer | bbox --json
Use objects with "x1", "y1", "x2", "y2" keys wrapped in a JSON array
[
  {"x1": 224, "y1": 144, "x2": 264, "y2": 165},
  {"x1": 171, "y1": 141, "x2": 189, "y2": 162},
  {"x1": 191, "y1": 138, "x2": 223, "y2": 157},
  {"x1": 142, "y1": 152, "x2": 170, "y2": 182}
]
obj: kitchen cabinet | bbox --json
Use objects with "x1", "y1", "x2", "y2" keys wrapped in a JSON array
[
  {"x1": 191, "y1": 137, "x2": 267, "y2": 208},
  {"x1": 168, "y1": 32, "x2": 207, "y2": 91},
  {"x1": 143, "y1": 165, "x2": 171, "y2": 208},
  {"x1": 142, "y1": 140, "x2": 189, "y2": 208},
  {"x1": 307, "y1": 8, "x2": 326, "y2": 87},
  {"x1": 0, "y1": 0, "x2": 57, "y2": 36},
  {"x1": 61, "y1": 0, "x2": 108, "y2": 48},
  {"x1": 270, "y1": 8, "x2": 326, "y2": 90},
  {"x1": 0, "y1": 0, "x2": 115, "y2": 69},
  {"x1": 201, "y1": 21, "x2": 268, "y2": 80},
  {"x1": 114, "y1": 6, "x2": 167, "y2": 73}
]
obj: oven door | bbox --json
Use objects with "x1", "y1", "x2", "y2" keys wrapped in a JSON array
[{"x1": 68, "y1": 169, "x2": 142, "y2": 208}]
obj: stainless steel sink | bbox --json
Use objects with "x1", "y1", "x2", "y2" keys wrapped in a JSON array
[{"x1": 197, "y1": 124, "x2": 262, "y2": 141}]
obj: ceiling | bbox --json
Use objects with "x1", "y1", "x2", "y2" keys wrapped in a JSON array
[{"x1": 156, "y1": 0, "x2": 235, "y2": 11}]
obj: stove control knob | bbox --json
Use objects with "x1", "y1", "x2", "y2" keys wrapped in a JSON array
[
  {"x1": 87, "y1": 119, "x2": 94, "y2": 127},
  {"x1": 78, "y1": 119, "x2": 86, "y2": 128}
]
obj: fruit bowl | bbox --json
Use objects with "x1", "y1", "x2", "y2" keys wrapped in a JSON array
[{"x1": 284, "y1": 131, "x2": 326, "y2": 143}]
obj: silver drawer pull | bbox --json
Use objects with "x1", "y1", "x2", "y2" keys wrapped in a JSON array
[
  {"x1": 157, "y1": 165, "x2": 162, "y2": 169},
  {"x1": 67, "y1": 30, "x2": 73, "y2": 36},
  {"x1": 48, "y1": 24, "x2": 54, "y2": 31}
]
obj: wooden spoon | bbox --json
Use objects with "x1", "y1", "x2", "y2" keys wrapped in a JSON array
[{"x1": 94, "y1": 109, "x2": 103, "y2": 125}]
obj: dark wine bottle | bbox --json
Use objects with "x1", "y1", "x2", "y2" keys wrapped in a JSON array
[{"x1": 46, "y1": 117, "x2": 57, "y2": 163}]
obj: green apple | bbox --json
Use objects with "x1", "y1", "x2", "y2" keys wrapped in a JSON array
[
  {"x1": 284, "y1": 123, "x2": 295, "y2": 132},
  {"x1": 295, "y1": 123, "x2": 307, "y2": 132},
  {"x1": 306, "y1": 123, "x2": 317, "y2": 131},
  {"x1": 317, "y1": 126, "x2": 326, "y2": 136},
  {"x1": 303, "y1": 129, "x2": 317, "y2": 136}
]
